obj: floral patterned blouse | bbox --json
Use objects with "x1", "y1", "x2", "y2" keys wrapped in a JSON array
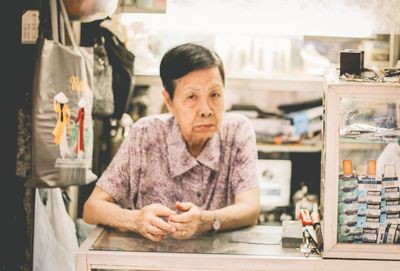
[{"x1": 97, "y1": 113, "x2": 258, "y2": 211}]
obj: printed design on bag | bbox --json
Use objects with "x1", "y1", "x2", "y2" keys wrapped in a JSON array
[
  {"x1": 52, "y1": 95, "x2": 89, "y2": 161},
  {"x1": 53, "y1": 93, "x2": 93, "y2": 186},
  {"x1": 69, "y1": 75, "x2": 88, "y2": 92},
  {"x1": 74, "y1": 98, "x2": 86, "y2": 159},
  {"x1": 69, "y1": 121, "x2": 90, "y2": 160},
  {"x1": 53, "y1": 92, "x2": 71, "y2": 158}
]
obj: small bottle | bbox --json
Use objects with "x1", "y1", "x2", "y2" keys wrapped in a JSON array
[
  {"x1": 338, "y1": 160, "x2": 358, "y2": 203},
  {"x1": 343, "y1": 160, "x2": 353, "y2": 178},
  {"x1": 367, "y1": 160, "x2": 376, "y2": 179},
  {"x1": 339, "y1": 159, "x2": 358, "y2": 194}
]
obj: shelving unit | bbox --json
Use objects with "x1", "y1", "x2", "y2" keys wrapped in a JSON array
[
  {"x1": 134, "y1": 74, "x2": 323, "y2": 92},
  {"x1": 135, "y1": 74, "x2": 323, "y2": 153}
]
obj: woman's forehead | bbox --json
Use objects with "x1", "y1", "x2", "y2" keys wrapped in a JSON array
[
  {"x1": 180, "y1": 83, "x2": 223, "y2": 91},
  {"x1": 176, "y1": 68, "x2": 223, "y2": 85}
]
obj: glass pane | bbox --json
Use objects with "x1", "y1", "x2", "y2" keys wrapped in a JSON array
[
  {"x1": 337, "y1": 97, "x2": 400, "y2": 244},
  {"x1": 90, "y1": 225, "x2": 303, "y2": 257}
]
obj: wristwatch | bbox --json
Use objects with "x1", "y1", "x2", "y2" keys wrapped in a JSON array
[{"x1": 212, "y1": 210, "x2": 221, "y2": 232}]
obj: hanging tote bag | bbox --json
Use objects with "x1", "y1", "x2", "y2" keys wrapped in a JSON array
[
  {"x1": 101, "y1": 26, "x2": 136, "y2": 120},
  {"x1": 31, "y1": 0, "x2": 97, "y2": 188}
]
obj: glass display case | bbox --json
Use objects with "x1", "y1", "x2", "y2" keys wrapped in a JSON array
[{"x1": 322, "y1": 74, "x2": 400, "y2": 260}]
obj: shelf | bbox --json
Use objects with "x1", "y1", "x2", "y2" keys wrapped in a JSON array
[
  {"x1": 135, "y1": 74, "x2": 161, "y2": 85},
  {"x1": 134, "y1": 74, "x2": 324, "y2": 92},
  {"x1": 339, "y1": 126, "x2": 400, "y2": 144},
  {"x1": 116, "y1": 0, "x2": 167, "y2": 14},
  {"x1": 257, "y1": 143, "x2": 321, "y2": 153},
  {"x1": 116, "y1": 6, "x2": 166, "y2": 13},
  {"x1": 340, "y1": 137, "x2": 399, "y2": 144},
  {"x1": 340, "y1": 133, "x2": 400, "y2": 144}
]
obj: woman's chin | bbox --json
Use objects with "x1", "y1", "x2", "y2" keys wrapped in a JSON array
[
  {"x1": 194, "y1": 126, "x2": 217, "y2": 135},
  {"x1": 190, "y1": 131, "x2": 214, "y2": 142}
]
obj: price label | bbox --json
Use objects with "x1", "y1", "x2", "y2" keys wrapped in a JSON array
[{"x1": 21, "y1": 10, "x2": 39, "y2": 44}]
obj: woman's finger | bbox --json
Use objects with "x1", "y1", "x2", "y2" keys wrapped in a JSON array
[
  {"x1": 175, "y1": 201, "x2": 194, "y2": 212},
  {"x1": 146, "y1": 224, "x2": 170, "y2": 236},
  {"x1": 143, "y1": 231, "x2": 165, "y2": 242},
  {"x1": 168, "y1": 212, "x2": 193, "y2": 223},
  {"x1": 150, "y1": 216, "x2": 176, "y2": 234}
]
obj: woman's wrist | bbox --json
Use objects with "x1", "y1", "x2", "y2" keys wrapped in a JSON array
[
  {"x1": 199, "y1": 210, "x2": 214, "y2": 232},
  {"x1": 115, "y1": 208, "x2": 140, "y2": 233},
  {"x1": 211, "y1": 210, "x2": 221, "y2": 232}
]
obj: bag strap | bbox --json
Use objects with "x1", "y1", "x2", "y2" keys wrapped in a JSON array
[
  {"x1": 49, "y1": 0, "x2": 78, "y2": 47},
  {"x1": 59, "y1": 11, "x2": 66, "y2": 45},
  {"x1": 58, "y1": 0, "x2": 78, "y2": 47},
  {"x1": 50, "y1": 0, "x2": 59, "y2": 42}
]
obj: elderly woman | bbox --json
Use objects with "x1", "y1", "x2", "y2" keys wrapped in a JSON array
[{"x1": 83, "y1": 43, "x2": 260, "y2": 241}]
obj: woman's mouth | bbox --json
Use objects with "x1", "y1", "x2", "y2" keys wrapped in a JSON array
[{"x1": 195, "y1": 124, "x2": 215, "y2": 130}]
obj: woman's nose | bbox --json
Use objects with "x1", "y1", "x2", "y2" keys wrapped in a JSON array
[{"x1": 199, "y1": 100, "x2": 213, "y2": 118}]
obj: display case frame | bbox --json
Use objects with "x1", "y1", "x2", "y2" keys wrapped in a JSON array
[{"x1": 322, "y1": 75, "x2": 400, "y2": 260}]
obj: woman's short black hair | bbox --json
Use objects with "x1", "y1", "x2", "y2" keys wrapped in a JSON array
[{"x1": 159, "y1": 43, "x2": 225, "y2": 99}]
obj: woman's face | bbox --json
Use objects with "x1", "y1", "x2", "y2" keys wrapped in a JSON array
[{"x1": 163, "y1": 67, "x2": 225, "y2": 145}]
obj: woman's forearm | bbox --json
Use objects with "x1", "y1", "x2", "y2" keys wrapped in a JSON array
[
  {"x1": 83, "y1": 199, "x2": 140, "y2": 232},
  {"x1": 199, "y1": 189, "x2": 260, "y2": 233},
  {"x1": 215, "y1": 201, "x2": 260, "y2": 231}
]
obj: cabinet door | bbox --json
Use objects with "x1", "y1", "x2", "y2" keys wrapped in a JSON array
[{"x1": 323, "y1": 82, "x2": 400, "y2": 260}]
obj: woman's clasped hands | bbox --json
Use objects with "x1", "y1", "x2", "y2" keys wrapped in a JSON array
[{"x1": 136, "y1": 202, "x2": 207, "y2": 241}]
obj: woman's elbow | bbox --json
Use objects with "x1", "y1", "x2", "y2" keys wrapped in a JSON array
[
  {"x1": 82, "y1": 199, "x2": 96, "y2": 225},
  {"x1": 249, "y1": 202, "x2": 261, "y2": 226}
]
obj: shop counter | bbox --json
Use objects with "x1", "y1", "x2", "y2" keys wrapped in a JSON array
[{"x1": 76, "y1": 225, "x2": 399, "y2": 271}]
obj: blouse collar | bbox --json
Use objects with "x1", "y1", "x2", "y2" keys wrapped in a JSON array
[{"x1": 167, "y1": 117, "x2": 221, "y2": 178}]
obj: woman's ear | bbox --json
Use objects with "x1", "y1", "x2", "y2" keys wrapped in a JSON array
[{"x1": 162, "y1": 90, "x2": 174, "y2": 115}]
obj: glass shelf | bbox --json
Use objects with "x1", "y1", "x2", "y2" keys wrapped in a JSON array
[
  {"x1": 339, "y1": 127, "x2": 400, "y2": 144},
  {"x1": 339, "y1": 135, "x2": 399, "y2": 144},
  {"x1": 257, "y1": 143, "x2": 321, "y2": 153}
]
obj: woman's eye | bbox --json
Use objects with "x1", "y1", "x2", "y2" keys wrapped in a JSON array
[
  {"x1": 211, "y1": 92, "x2": 221, "y2": 98},
  {"x1": 188, "y1": 95, "x2": 196, "y2": 100}
]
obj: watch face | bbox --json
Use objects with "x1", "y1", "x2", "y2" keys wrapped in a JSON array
[{"x1": 213, "y1": 220, "x2": 221, "y2": 231}]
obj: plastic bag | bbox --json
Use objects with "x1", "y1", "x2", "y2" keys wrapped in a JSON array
[
  {"x1": 33, "y1": 188, "x2": 77, "y2": 271},
  {"x1": 376, "y1": 143, "x2": 400, "y2": 177},
  {"x1": 45, "y1": 188, "x2": 79, "y2": 256}
]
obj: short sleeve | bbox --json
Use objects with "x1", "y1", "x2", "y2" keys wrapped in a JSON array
[
  {"x1": 229, "y1": 116, "x2": 259, "y2": 196},
  {"x1": 96, "y1": 123, "x2": 142, "y2": 209}
]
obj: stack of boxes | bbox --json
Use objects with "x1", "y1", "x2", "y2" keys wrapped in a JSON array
[
  {"x1": 378, "y1": 164, "x2": 400, "y2": 244},
  {"x1": 338, "y1": 160, "x2": 400, "y2": 244},
  {"x1": 338, "y1": 160, "x2": 361, "y2": 242},
  {"x1": 357, "y1": 160, "x2": 381, "y2": 243}
]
